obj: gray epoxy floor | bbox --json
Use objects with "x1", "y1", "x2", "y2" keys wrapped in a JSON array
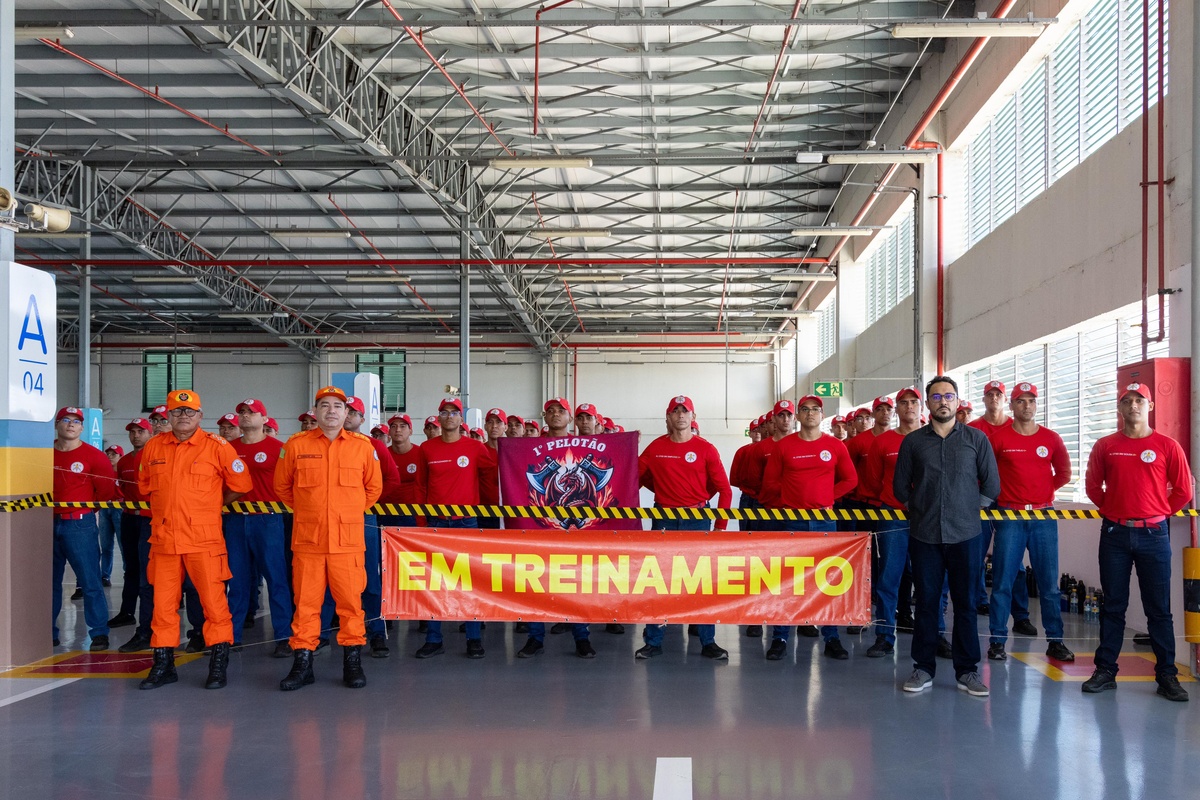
[{"x1": 7, "y1": 586, "x2": 1199, "y2": 800}]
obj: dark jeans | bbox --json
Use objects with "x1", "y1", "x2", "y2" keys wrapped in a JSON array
[
  {"x1": 423, "y1": 517, "x2": 481, "y2": 644},
  {"x1": 224, "y1": 513, "x2": 294, "y2": 642},
  {"x1": 910, "y1": 534, "x2": 983, "y2": 678},
  {"x1": 643, "y1": 514, "x2": 716, "y2": 646},
  {"x1": 1095, "y1": 519, "x2": 1177, "y2": 678},
  {"x1": 768, "y1": 518, "x2": 839, "y2": 642},
  {"x1": 52, "y1": 515, "x2": 109, "y2": 640},
  {"x1": 116, "y1": 513, "x2": 143, "y2": 617}
]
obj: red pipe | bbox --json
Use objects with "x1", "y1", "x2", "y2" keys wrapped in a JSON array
[
  {"x1": 35, "y1": 256, "x2": 829, "y2": 268},
  {"x1": 534, "y1": 0, "x2": 578, "y2": 137},
  {"x1": 378, "y1": 0, "x2": 512, "y2": 154},
  {"x1": 744, "y1": 1, "x2": 807, "y2": 154},
  {"x1": 37, "y1": 38, "x2": 273, "y2": 158}
]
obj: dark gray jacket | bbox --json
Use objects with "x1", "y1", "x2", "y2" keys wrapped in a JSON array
[{"x1": 893, "y1": 421, "x2": 1000, "y2": 544}]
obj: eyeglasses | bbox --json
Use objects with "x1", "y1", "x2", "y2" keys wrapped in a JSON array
[
  {"x1": 438, "y1": 409, "x2": 461, "y2": 417},
  {"x1": 168, "y1": 408, "x2": 200, "y2": 417},
  {"x1": 929, "y1": 393, "x2": 957, "y2": 403}
]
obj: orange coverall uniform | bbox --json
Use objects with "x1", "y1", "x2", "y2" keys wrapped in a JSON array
[
  {"x1": 275, "y1": 428, "x2": 382, "y2": 651},
  {"x1": 138, "y1": 431, "x2": 252, "y2": 649}
]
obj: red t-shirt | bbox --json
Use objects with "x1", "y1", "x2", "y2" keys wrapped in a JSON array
[
  {"x1": 844, "y1": 428, "x2": 884, "y2": 502},
  {"x1": 53, "y1": 441, "x2": 119, "y2": 517},
  {"x1": 232, "y1": 435, "x2": 285, "y2": 503},
  {"x1": 1085, "y1": 430, "x2": 1193, "y2": 520},
  {"x1": 368, "y1": 436, "x2": 402, "y2": 507},
  {"x1": 968, "y1": 416, "x2": 1013, "y2": 442},
  {"x1": 115, "y1": 448, "x2": 150, "y2": 517},
  {"x1": 760, "y1": 433, "x2": 856, "y2": 509},
  {"x1": 638, "y1": 434, "x2": 732, "y2": 516},
  {"x1": 386, "y1": 444, "x2": 426, "y2": 504},
  {"x1": 738, "y1": 437, "x2": 779, "y2": 497},
  {"x1": 862, "y1": 429, "x2": 908, "y2": 509},
  {"x1": 418, "y1": 437, "x2": 497, "y2": 505},
  {"x1": 990, "y1": 424, "x2": 1072, "y2": 507},
  {"x1": 729, "y1": 441, "x2": 758, "y2": 497}
]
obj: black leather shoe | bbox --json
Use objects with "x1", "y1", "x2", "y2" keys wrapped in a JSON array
[
  {"x1": 635, "y1": 644, "x2": 663, "y2": 659},
  {"x1": 976, "y1": 603, "x2": 990, "y2": 616},
  {"x1": 823, "y1": 638, "x2": 849, "y2": 660},
  {"x1": 936, "y1": 636, "x2": 953, "y2": 659},
  {"x1": 1012, "y1": 619, "x2": 1038, "y2": 637},
  {"x1": 343, "y1": 645, "x2": 366, "y2": 688},
  {"x1": 415, "y1": 642, "x2": 444, "y2": 659},
  {"x1": 119, "y1": 632, "x2": 152, "y2": 653},
  {"x1": 465, "y1": 639, "x2": 485, "y2": 659},
  {"x1": 315, "y1": 637, "x2": 329, "y2": 653},
  {"x1": 417, "y1": 621, "x2": 429, "y2": 633},
  {"x1": 700, "y1": 643, "x2": 729, "y2": 660},
  {"x1": 1133, "y1": 632, "x2": 1152, "y2": 646},
  {"x1": 70, "y1": 587, "x2": 84, "y2": 601},
  {"x1": 865, "y1": 636, "x2": 894, "y2": 658},
  {"x1": 765, "y1": 639, "x2": 787, "y2": 661},
  {"x1": 1082, "y1": 669, "x2": 1117, "y2": 694},
  {"x1": 205, "y1": 643, "x2": 230, "y2": 689},
  {"x1": 1156, "y1": 675, "x2": 1189, "y2": 702},
  {"x1": 518, "y1": 638, "x2": 544, "y2": 658},
  {"x1": 746, "y1": 625, "x2": 763, "y2": 637},
  {"x1": 514, "y1": 622, "x2": 529, "y2": 633},
  {"x1": 101, "y1": 578, "x2": 112, "y2": 588},
  {"x1": 89, "y1": 635, "x2": 109, "y2": 652},
  {"x1": 139, "y1": 648, "x2": 178, "y2": 690},
  {"x1": 1046, "y1": 640, "x2": 1075, "y2": 662},
  {"x1": 271, "y1": 641, "x2": 294, "y2": 659},
  {"x1": 896, "y1": 613, "x2": 915, "y2": 631},
  {"x1": 184, "y1": 634, "x2": 206, "y2": 654},
  {"x1": 797, "y1": 625, "x2": 820, "y2": 637},
  {"x1": 575, "y1": 639, "x2": 596, "y2": 659},
  {"x1": 688, "y1": 624, "x2": 700, "y2": 637},
  {"x1": 107, "y1": 612, "x2": 136, "y2": 628},
  {"x1": 550, "y1": 622, "x2": 570, "y2": 634},
  {"x1": 279, "y1": 649, "x2": 315, "y2": 691},
  {"x1": 369, "y1": 635, "x2": 389, "y2": 659},
  {"x1": 987, "y1": 642, "x2": 1007, "y2": 661},
  {"x1": 605, "y1": 623, "x2": 625, "y2": 634}
]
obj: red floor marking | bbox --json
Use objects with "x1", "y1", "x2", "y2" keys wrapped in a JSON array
[
  {"x1": 1011, "y1": 650, "x2": 1196, "y2": 682},
  {"x1": 1, "y1": 651, "x2": 202, "y2": 679}
]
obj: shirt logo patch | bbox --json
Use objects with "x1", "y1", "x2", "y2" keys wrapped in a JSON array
[
  {"x1": 177, "y1": 392, "x2": 190, "y2": 401},
  {"x1": 457, "y1": 455, "x2": 470, "y2": 468},
  {"x1": 254, "y1": 452, "x2": 268, "y2": 463},
  {"x1": 70, "y1": 461, "x2": 84, "y2": 473},
  {"x1": 407, "y1": 463, "x2": 417, "y2": 474},
  {"x1": 1036, "y1": 446, "x2": 1049, "y2": 458},
  {"x1": 685, "y1": 452, "x2": 697, "y2": 463},
  {"x1": 1141, "y1": 449, "x2": 1157, "y2": 463},
  {"x1": 819, "y1": 450, "x2": 832, "y2": 462},
  {"x1": 231, "y1": 459, "x2": 246, "y2": 473}
]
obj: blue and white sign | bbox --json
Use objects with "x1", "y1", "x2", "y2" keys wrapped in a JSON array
[
  {"x1": 1, "y1": 261, "x2": 57, "y2": 423},
  {"x1": 82, "y1": 408, "x2": 104, "y2": 450},
  {"x1": 331, "y1": 371, "x2": 381, "y2": 432}
]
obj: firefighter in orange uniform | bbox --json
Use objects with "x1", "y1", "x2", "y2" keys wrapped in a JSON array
[
  {"x1": 137, "y1": 390, "x2": 252, "y2": 691},
  {"x1": 276, "y1": 386, "x2": 383, "y2": 691}
]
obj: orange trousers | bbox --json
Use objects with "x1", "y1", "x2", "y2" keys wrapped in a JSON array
[
  {"x1": 290, "y1": 551, "x2": 367, "y2": 651},
  {"x1": 148, "y1": 549, "x2": 234, "y2": 649}
]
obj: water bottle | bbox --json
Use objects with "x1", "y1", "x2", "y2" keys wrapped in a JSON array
[{"x1": 1069, "y1": 592, "x2": 1078, "y2": 615}]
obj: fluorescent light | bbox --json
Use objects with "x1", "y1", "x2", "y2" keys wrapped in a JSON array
[
  {"x1": 575, "y1": 333, "x2": 641, "y2": 340},
  {"x1": 753, "y1": 310, "x2": 814, "y2": 317},
  {"x1": 530, "y1": 229, "x2": 612, "y2": 238},
  {"x1": 282, "y1": 334, "x2": 330, "y2": 340},
  {"x1": 791, "y1": 226, "x2": 883, "y2": 236},
  {"x1": 564, "y1": 275, "x2": 624, "y2": 283},
  {"x1": 892, "y1": 20, "x2": 1054, "y2": 39},
  {"x1": 267, "y1": 230, "x2": 351, "y2": 238},
  {"x1": 769, "y1": 273, "x2": 838, "y2": 282},
  {"x1": 15, "y1": 27, "x2": 74, "y2": 40},
  {"x1": 15, "y1": 231, "x2": 87, "y2": 239},
  {"x1": 826, "y1": 151, "x2": 937, "y2": 165},
  {"x1": 489, "y1": 157, "x2": 593, "y2": 169},
  {"x1": 217, "y1": 312, "x2": 290, "y2": 319},
  {"x1": 345, "y1": 275, "x2": 412, "y2": 283},
  {"x1": 132, "y1": 276, "x2": 198, "y2": 284},
  {"x1": 401, "y1": 313, "x2": 452, "y2": 319},
  {"x1": 574, "y1": 311, "x2": 633, "y2": 319},
  {"x1": 795, "y1": 152, "x2": 824, "y2": 164},
  {"x1": 434, "y1": 334, "x2": 483, "y2": 340}
]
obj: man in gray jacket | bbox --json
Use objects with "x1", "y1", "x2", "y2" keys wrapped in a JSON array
[{"x1": 894, "y1": 376, "x2": 1000, "y2": 697}]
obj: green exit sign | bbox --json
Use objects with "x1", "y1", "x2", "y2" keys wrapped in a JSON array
[{"x1": 813, "y1": 381, "x2": 844, "y2": 398}]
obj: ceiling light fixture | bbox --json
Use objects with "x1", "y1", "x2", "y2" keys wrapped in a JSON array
[
  {"x1": 768, "y1": 273, "x2": 838, "y2": 282},
  {"x1": 345, "y1": 275, "x2": 412, "y2": 283},
  {"x1": 530, "y1": 229, "x2": 612, "y2": 238},
  {"x1": 826, "y1": 151, "x2": 938, "y2": 165},
  {"x1": 574, "y1": 311, "x2": 633, "y2": 319},
  {"x1": 795, "y1": 152, "x2": 824, "y2": 164},
  {"x1": 217, "y1": 312, "x2": 290, "y2": 319},
  {"x1": 488, "y1": 157, "x2": 594, "y2": 169},
  {"x1": 752, "y1": 310, "x2": 815, "y2": 317},
  {"x1": 267, "y1": 230, "x2": 351, "y2": 238},
  {"x1": 562, "y1": 275, "x2": 624, "y2": 283},
  {"x1": 15, "y1": 27, "x2": 74, "y2": 40},
  {"x1": 790, "y1": 226, "x2": 883, "y2": 236},
  {"x1": 892, "y1": 19, "x2": 1054, "y2": 38}
]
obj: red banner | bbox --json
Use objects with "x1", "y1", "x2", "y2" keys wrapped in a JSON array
[
  {"x1": 496, "y1": 432, "x2": 641, "y2": 530},
  {"x1": 380, "y1": 527, "x2": 870, "y2": 625}
]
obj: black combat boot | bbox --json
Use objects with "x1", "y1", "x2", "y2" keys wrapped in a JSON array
[
  {"x1": 205, "y1": 642, "x2": 230, "y2": 689},
  {"x1": 139, "y1": 647, "x2": 177, "y2": 690},
  {"x1": 343, "y1": 645, "x2": 366, "y2": 689},
  {"x1": 279, "y1": 649, "x2": 315, "y2": 691}
]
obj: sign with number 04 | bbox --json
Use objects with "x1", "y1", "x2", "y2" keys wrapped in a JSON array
[{"x1": 2, "y1": 262, "x2": 57, "y2": 423}]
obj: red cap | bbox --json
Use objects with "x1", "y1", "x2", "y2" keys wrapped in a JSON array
[
  {"x1": 424, "y1": 415, "x2": 439, "y2": 427},
  {"x1": 540, "y1": 425, "x2": 550, "y2": 434},
  {"x1": 1012, "y1": 381, "x2": 1038, "y2": 398},
  {"x1": 461, "y1": 422, "x2": 470, "y2": 433},
  {"x1": 1120, "y1": 382, "x2": 1153, "y2": 402},
  {"x1": 524, "y1": 419, "x2": 540, "y2": 429},
  {"x1": 166, "y1": 389, "x2": 202, "y2": 411},
  {"x1": 852, "y1": 408, "x2": 872, "y2": 419},
  {"x1": 691, "y1": 420, "x2": 701, "y2": 433},
  {"x1": 509, "y1": 414, "x2": 525, "y2": 426},
  {"x1": 872, "y1": 396, "x2": 895, "y2": 411},
  {"x1": 388, "y1": 414, "x2": 413, "y2": 428},
  {"x1": 485, "y1": 407, "x2": 508, "y2": 424},
  {"x1": 603, "y1": 417, "x2": 615, "y2": 429},
  {"x1": 983, "y1": 380, "x2": 1006, "y2": 397},
  {"x1": 265, "y1": 417, "x2": 279, "y2": 432},
  {"x1": 150, "y1": 405, "x2": 168, "y2": 420},
  {"x1": 297, "y1": 410, "x2": 317, "y2": 422},
  {"x1": 236, "y1": 397, "x2": 267, "y2": 415},
  {"x1": 757, "y1": 414, "x2": 770, "y2": 427},
  {"x1": 105, "y1": 444, "x2": 124, "y2": 456},
  {"x1": 959, "y1": 400, "x2": 973, "y2": 411},
  {"x1": 439, "y1": 397, "x2": 463, "y2": 414},
  {"x1": 543, "y1": 397, "x2": 571, "y2": 414},
  {"x1": 314, "y1": 385, "x2": 347, "y2": 405},
  {"x1": 371, "y1": 424, "x2": 389, "y2": 437},
  {"x1": 773, "y1": 399, "x2": 795, "y2": 416},
  {"x1": 472, "y1": 427, "x2": 486, "y2": 438},
  {"x1": 345, "y1": 396, "x2": 366, "y2": 415},
  {"x1": 749, "y1": 418, "x2": 760, "y2": 430},
  {"x1": 575, "y1": 402, "x2": 599, "y2": 418},
  {"x1": 55, "y1": 406, "x2": 84, "y2": 422},
  {"x1": 126, "y1": 418, "x2": 153, "y2": 432},
  {"x1": 667, "y1": 395, "x2": 695, "y2": 414},
  {"x1": 615, "y1": 425, "x2": 625, "y2": 432},
  {"x1": 831, "y1": 415, "x2": 846, "y2": 425},
  {"x1": 218, "y1": 413, "x2": 239, "y2": 426},
  {"x1": 896, "y1": 387, "x2": 921, "y2": 401},
  {"x1": 797, "y1": 395, "x2": 824, "y2": 409}
]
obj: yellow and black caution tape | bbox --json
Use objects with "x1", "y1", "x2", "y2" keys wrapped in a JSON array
[{"x1": 2, "y1": 493, "x2": 1199, "y2": 522}]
